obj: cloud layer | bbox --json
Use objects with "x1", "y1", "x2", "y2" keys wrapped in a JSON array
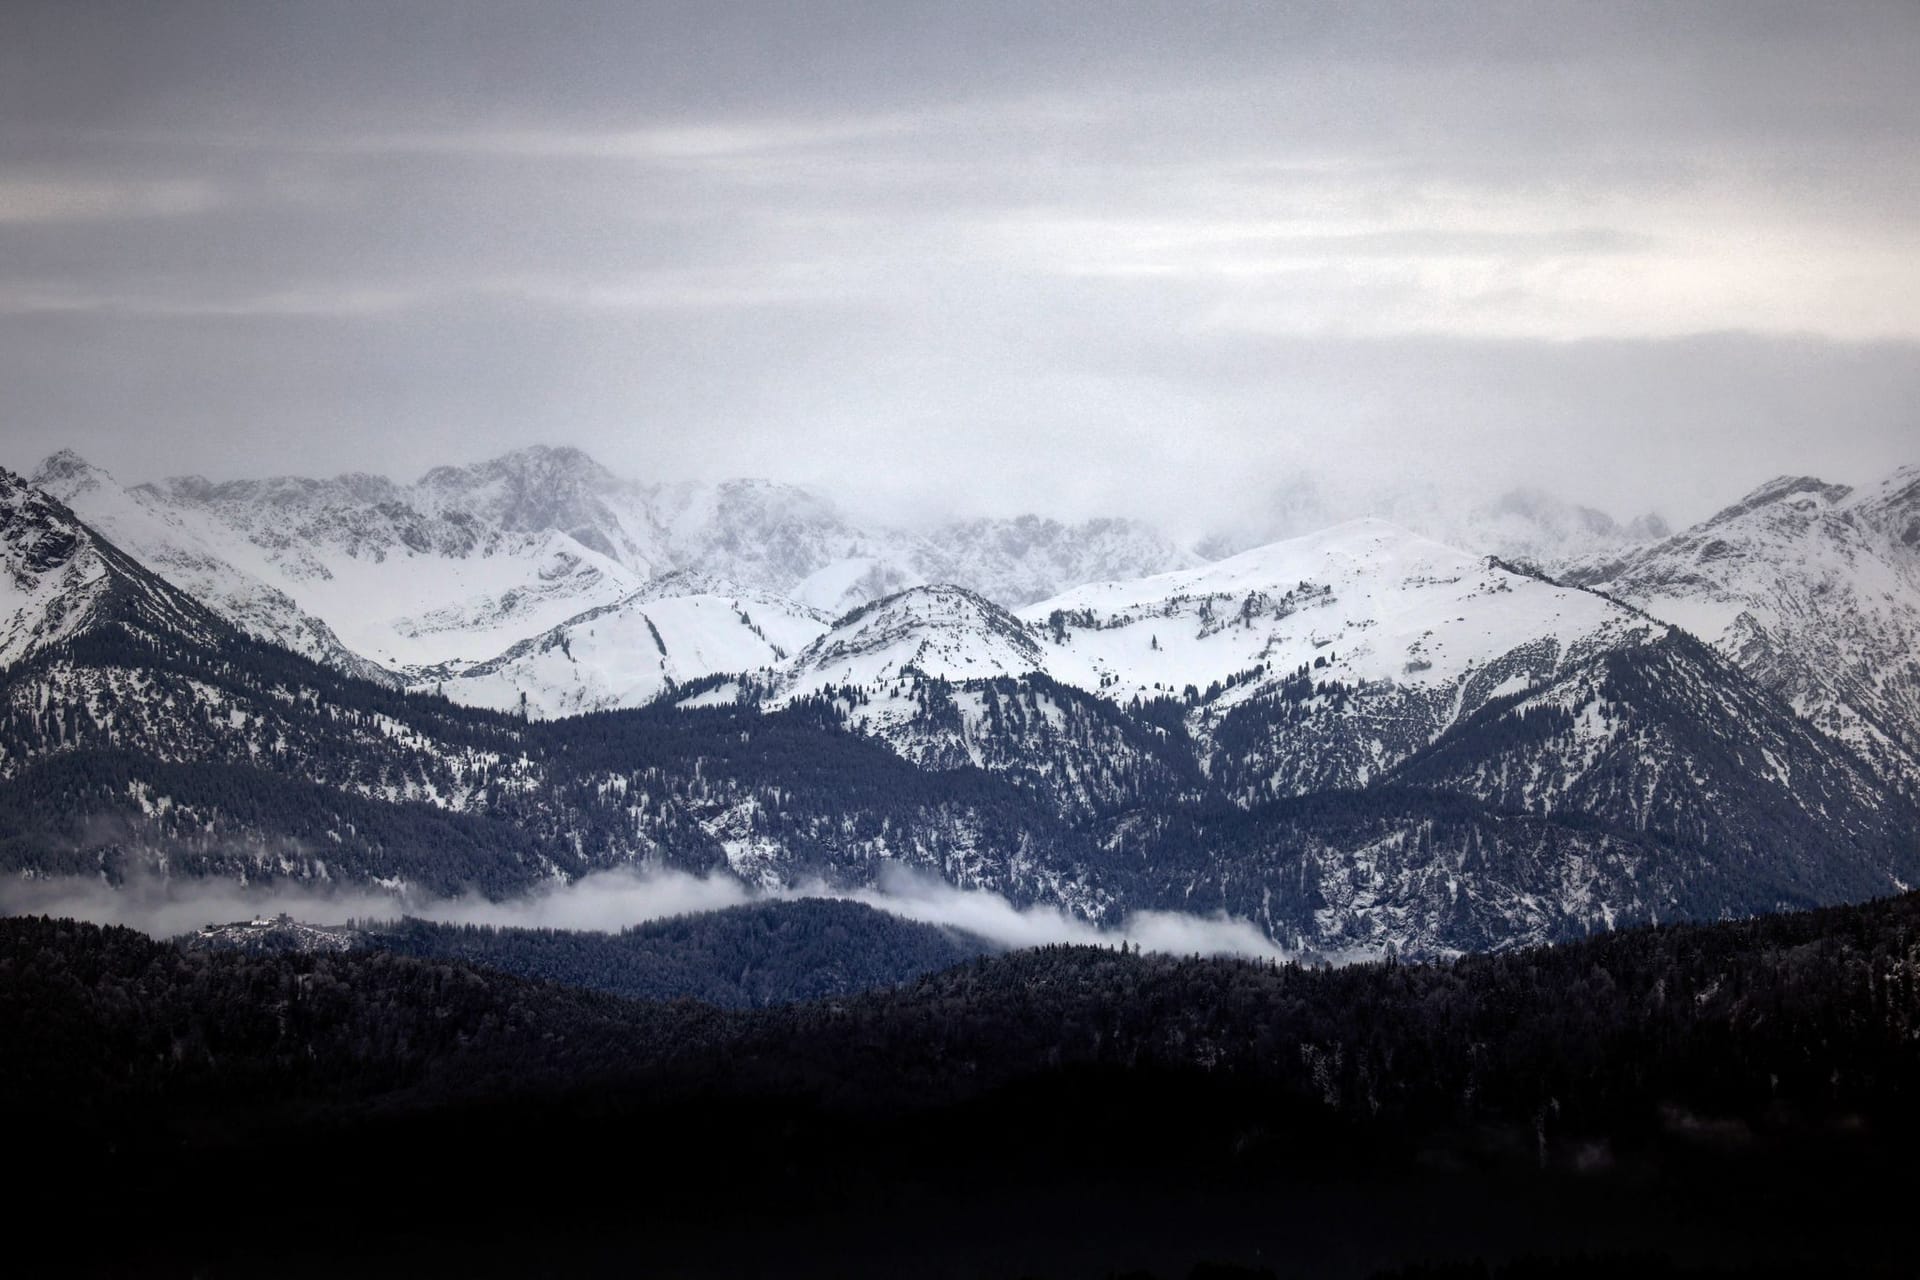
[
  {"x1": 2, "y1": 2, "x2": 1917, "y2": 529},
  {"x1": 0, "y1": 864, "x2": 1291, "y2": 962}
]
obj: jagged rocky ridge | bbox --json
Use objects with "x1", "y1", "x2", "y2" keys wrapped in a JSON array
[
  {"x1": 35, "y1": 446, "x2": 1198, "y2": 684},
  {"x1": 1558, "y1": 468, "x2": 1920, "y2": 799},
  {"x1": 29, "y1": 444, "x2": 1740, "y2": 731}
]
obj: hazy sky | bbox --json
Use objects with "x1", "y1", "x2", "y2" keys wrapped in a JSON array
[{"x1": 2, "y1": 1, "x2": 1917, "y2": 533}]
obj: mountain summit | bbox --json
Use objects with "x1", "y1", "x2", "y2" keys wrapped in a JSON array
[{"x1": 1562, "y1": 465, "x2": 1920, "y2": 796}]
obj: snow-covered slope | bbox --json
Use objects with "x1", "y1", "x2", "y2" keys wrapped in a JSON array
[
  {"x1": 753, "y1": 583, "x2": 1211, "y2": 820},
  {"x1": 0, "y1": 465, "x2": 226, "y2": 670},
  {"x1": 1030, "y1": 518, "x2": 1650, "y2": 702},
  {"x1": 0, "y1": 469, "x2": 119, "y2": 668},
  {"x1": 417, "y1": 574, "x2": 829, "y2": 718},
  {"x1": 1562, "y1": 467, "x2": 1920, "y2": 796},
  {"x1": 1391, "y1": 629, "x2": 1913, "y2": 896},
  {"x1": 1029, "y1": 522, "x2": 1683, "y2": 800},
  {"x1": 131, "y1": 453, "x2": 647, "y2": 668},
  {"x1": 759, "y1": 521, "x2": 1670, "y2": 808},
  {"x1": 778, "y1": 585, "x2": 1046, "y2": 699},
  {"x1": 65, "y1": 446, "x2": 1195, "y2": 694},
  {"x1": 30, "y1": 451, "x2": 398, "y2": 686},
  {"x1": 1026, "y1": 520, "x2": 1670, "y2": 792}
]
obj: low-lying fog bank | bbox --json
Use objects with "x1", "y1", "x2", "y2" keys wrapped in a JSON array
[{"x1": 0, "y1": 863, "x2": 1289, "y2": 960}]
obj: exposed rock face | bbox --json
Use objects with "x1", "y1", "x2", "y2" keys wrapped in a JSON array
[
  {"x1": 42, "y1": 446, "x2": 1197, "y2": 684},
  {"x1": 1558, "y1": 466, "x2": 1920, "y2": 797}
]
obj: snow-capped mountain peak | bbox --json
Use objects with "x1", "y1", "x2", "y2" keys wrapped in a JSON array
[
  {"x1": 649, "y1": 476, "x2": 923, "y2": 614},
  {"x1": 1026, "y1": 517, "x2": 1658, "y2": 707},
  {"x1": 25, "y1": 452, "x2": 400, "y2": 685},
  {"x1": 413, "y1": 444, "x2": 651, "y2": 565},
  {"x1": 0, "y1": 465, "x2": 225, "y2": 668},
  {"x1": 416, "y1": 443, "x2": 616, "y2": 494},
  {"x1": 415, "y1": 574, "x2": 830, "y2": 718},
  {"x1": 1701, "y1": 474, "x2": 1855, "y2": 528},
  {"x1": 1562, "y1": 461, "x2": 1920, "y2": 796},
  {"x1": 777, "y1": 583, "x2": 1045, "y2": 701},
  {"x1": 47, "y1": 445, "x2": 1202, "y2": 690},
  {"x1": 1, "y1": 467, "x2": 109, "y2": 667},
  {"x1": 116, "y1": 456, "x2": 650, "y2": 667},
  {"x1": 29, "y1": 448, "x2": 114, "y2": 500}
]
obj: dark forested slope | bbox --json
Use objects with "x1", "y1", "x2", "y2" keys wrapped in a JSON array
[
  {"x1": 8, "y1": 894, "x2": 1920, "y2": 1275},
  {"x1": 14, "y1": 890, "x2": 1920, "y2": 1137},
  {"x1": 350, "y1": 898, "x2": 994, "y2": 1006}
]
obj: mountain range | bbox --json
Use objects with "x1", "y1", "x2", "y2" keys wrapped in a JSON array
[
  {"x1": 29, "y1": 446, "x2": 1197, "y2": 681},
  {"x1": 4, "y1": 447, "x2": 1919, "y2": 960},
  {"x1": 28, "y1": 444, "x2": 1691, "y2": 701}
]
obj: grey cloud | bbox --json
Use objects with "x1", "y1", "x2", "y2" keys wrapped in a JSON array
[
  {"x1": 0, "y1": 867, "x2": 758, "y2": 940},
  {"x1": 0, "y1": 175, "x2": 227, "y2": 223},
  {"x1": 0, "y1": 2, "x2": 1916, "y2": 540},
  {"x1": 4, "y1": 308, "x2": 1918, "y2": 539},
  {"x1": 7, "y1": 3, "x2": 1915, "y2": 135}
]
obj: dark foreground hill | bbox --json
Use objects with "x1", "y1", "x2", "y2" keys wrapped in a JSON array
[
  {"x1": 7, "y1": 893, "x2": 1920, "y2": 1278},
  {"x1": 187, "y1": 896, "x2": 997, "y2": 1006}
]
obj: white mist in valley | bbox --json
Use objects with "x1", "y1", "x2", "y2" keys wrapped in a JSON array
[
  {"x1": 0, "y1": 863, "x2": 1289, "y2": 961},
  {"x1": 834, "y1": 864, "x2": 1288, "y2": 960}
]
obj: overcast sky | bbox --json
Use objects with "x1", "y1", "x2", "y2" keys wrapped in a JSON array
[{"x1": 2, "y1": 1, "x2": 1916, "y2": 535}]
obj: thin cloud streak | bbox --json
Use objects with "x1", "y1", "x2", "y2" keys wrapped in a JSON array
[{"x1": 0, "y1": 175, "x2": 226, "y2": 223}]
